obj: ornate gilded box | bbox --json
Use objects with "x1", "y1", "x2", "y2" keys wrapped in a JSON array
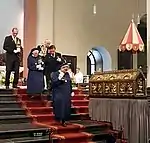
[{"x1": 89, "y1": 69, "x2": 146, "y2": 98}]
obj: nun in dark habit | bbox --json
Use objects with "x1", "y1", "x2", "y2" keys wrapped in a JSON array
[
  {"x1": 51, "y1": 62, "x2": 72, "y2": 127},
  {"x1": 27, "y1": 48, "x2": 44, "y2": 97}
]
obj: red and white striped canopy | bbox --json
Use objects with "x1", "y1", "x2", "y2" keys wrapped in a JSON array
[{"x1": 119, "y1": 19, "x2": 144, "y2": 52}]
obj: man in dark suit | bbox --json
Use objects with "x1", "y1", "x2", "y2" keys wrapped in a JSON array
[
  {"x1": 3, "y1": 28, "x2": 22, "y2": 89},
  {"x1": 44, "y1": 45, "x2": 63, "y2": 89}
]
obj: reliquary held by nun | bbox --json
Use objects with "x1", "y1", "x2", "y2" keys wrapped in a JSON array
[{"x1": 89, "y1": 69, "x2": 146, "y2": 98}]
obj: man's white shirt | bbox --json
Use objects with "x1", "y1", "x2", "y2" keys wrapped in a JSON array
[
  {"x1": 74, "y1": 72, "x2": 83, "y2": 83},
  {"x1": 12, "y1": 36, "x2": 17, "y2": 44}
]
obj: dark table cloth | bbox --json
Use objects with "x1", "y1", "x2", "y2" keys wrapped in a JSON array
[{"x1": 89, "y1": 98, "x2": 149, "y2": 143}]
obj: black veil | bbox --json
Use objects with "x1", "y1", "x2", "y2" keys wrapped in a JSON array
[{"x1": 29, "y1": 48, "x2": 40, "y2": 56}]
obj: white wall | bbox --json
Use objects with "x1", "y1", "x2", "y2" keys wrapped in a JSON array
[
  {"x1": 0, "y1": 0, "x2": 24, "y2": 52},
  {"x1": 36, "y1": 0, "x2": 54, "y2": 45},
  {"x1": 36, "y1": 0, "x2": 146, "y2": 74}
]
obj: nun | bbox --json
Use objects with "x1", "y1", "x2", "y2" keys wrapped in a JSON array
[
  {"x1": 51, "y1": 62, "x2": 72, "y2": 126},
  {"x1": 27, "y1": 48, "x2": 44, "y2": 96}
]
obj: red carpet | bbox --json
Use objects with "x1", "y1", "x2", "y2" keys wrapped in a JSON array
[
  {"x1": 16, "y1": 89, "x2": 127, "y2": 143},
  {"x1": 16, "y1": 90, "x2": 94, "y2": 142}
]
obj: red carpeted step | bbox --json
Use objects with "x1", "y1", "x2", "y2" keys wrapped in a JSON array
[
  {"x1": 18, "y1": 94, "x2": 43, "y2": 101},
  {"x1": 33, "y1": 113, "x2": 89, "y2": 122},
  {"x1": 71, "y1": 113, "x2": 90, "y2": 120},
  {"x1": 72, "y1": 100, "x2": 89, "y2": 106},
  {"x1": 73, "y1": 89, "x2": 82, "y2": 94},
  {"x1": 16, "y1": 89, "x2": 27, "y2": 94},
  {"x1": 33, "y1": 114, "x2": 54, "y2": 122},
  {"x1": 19, "y1": 94, "x2": 89, "y2": 101},
  {"x1": 17, "y1": 88, "x2": 83, "y2": 95},
  {"x1": 52, "y1": 132, "x2": 93, "y2": 143},
  {"x1": 36, "y1": 122, "x2": 81, "y2": 134},
  {"x1": 28, "y1": 104, "x2": 88, "y2": 115},
  {"x1": 19, "y1": 93, "x2": 89, "y2": 101},
  {"x1": 73, "y1": 106, "x2": 89, "y2": 113},
  {"x1": 28, "y1": 107, "x2": 53, "y2": 114},
  {"x1": 46, "y1": 100, "x2": 89, "y2": 108},
  {"x1": 24, "y1": 101, "x2": 46, "y2": 107},
  {"x1": 71, "y1": 94, "x2": 89, "y2": 100}
]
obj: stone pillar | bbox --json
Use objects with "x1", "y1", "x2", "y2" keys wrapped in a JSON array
[{"x1": 23, "y1": 0, "x2": 37, "y2": 77}]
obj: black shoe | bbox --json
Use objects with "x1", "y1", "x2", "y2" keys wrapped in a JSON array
[
  {"x1": 61, "y1": 121, "x2": 67, "y2": 127},
  {"x1": 62, "y1": 123, "x2": 67, "y2": 127}
]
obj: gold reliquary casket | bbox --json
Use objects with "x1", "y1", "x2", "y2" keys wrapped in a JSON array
[{"x1": 89, "y1": 69, "x2": 146, "y2": 98}]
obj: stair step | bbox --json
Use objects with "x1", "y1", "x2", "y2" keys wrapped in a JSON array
[
  {"x1": 72, "y1": 100, "x2": 89, "y2": 106},
  {"x1": 0, "y1": 108, "x2": 25, "y2": 116},
  {"x1": 18, "y1": 94, "x2": 47, "y2": 101},
  {"x1": 0, "y1": 136, "x2": 50, "y2": 143},
  {"x1": 72, "y1": 106, "x2": 89, "y2": 113},
  {"x1": 0, "y1": 101, "x2": 20, "y2": 108},
  {"x1": 70, "y1": 113, "x2": 90, "y2": 120},
  {"x1": 32, "y1": 113, "x2": 89, "y2": 122},
  {"x1": 0, "y1": 123, "x2": 50, "y2": 139},
  {"x1": 36, "y1": 121, "x2": 81, "y2": 134},
  {"x1": 16, "y1": 88, "x2": 27, "y2": 94},
  {"x1": 70, "y1": 120, "x2": 112, "y2": 131},
  {"x1": 0, "y1": 89, "x2": 13, "y2": 94},
  {"x1": 68, "y1": 120, "x2": 118, "y2": 142},
  {"x1": 28, "y1": 107, "x2": 53, "y2": 114},
  {"x1": 0, "y1": 94, "x2": 17, "y2": 101},
  {"x1": 0, "y1": 115, "x2": 31, "y2": 124},
  {"x1": 28, "y1": 106, "x2": 88, "y2": 115},
  {"x1": 19, "y1": 94, "x2": 89, "y2": 101},
  {"x1": 25, "y1": 101, "x2": 46, "y2": 107},
  {"x1": 88, "y1": 130, "x2": 117, "y2": 142},
  {"x1": 46, "y1": 100, "x2": 89, "y2": 107},
  {"x1": 71, "y1": 95, "x2": 89, "y2": 100},
  {"x1": 52, "y1": 132, "x2": 92, "y2": 142}
]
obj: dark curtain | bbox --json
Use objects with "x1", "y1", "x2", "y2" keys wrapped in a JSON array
[{"x1": 62, "y1": 55, "x2": 77, "y2": 74}]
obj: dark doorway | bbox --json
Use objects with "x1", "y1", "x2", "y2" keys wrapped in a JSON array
[
  {"x1": 62, "y1": 55, "x2": 77, "y2": 74},
  {"x1": 117, "y1": 50, "x2": 133, "y2": 70}
]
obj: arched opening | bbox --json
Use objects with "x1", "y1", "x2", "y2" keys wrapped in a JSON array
[{"x1": 87, "y1": 47, "x2": 112, "y2": 75}]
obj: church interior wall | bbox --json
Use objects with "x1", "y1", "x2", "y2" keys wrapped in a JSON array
[
  {"x1": 0, "y1": 0, "x2": 24, "y2": 53},
  {"x1": 36, "y1": 0, "x2": 146, "y2": 74}
]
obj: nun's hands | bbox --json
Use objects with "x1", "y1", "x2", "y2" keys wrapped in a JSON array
[
  {"x1": 36, "y1": 64, "x2": 41, "y2": 69},
  {"x1": 71, "y1": 92, "x2": 75, "y2": 96},
  {"x1": 58, "y1": 72, "x2": 65, "y2": 80},
  {"x1": 38, "y1": 67, "x2": 44, "y2": 70},
  {"x1": 36, "y1": 64, "x2": 44, "y2": 70}
]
